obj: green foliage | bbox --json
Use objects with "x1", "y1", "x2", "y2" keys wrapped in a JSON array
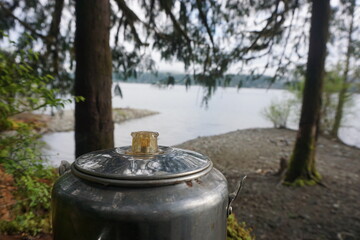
[
  {"x1": 0, "y1": 211, "x2": 52, "y2": 235},
  {"x1": 1, "y1": 0, "x2": 74, "y2": 93},
  {"x1": 0, "y1": 33, "x2": 70, "y2": 130},
  {"x1": 320, "y1": 69, "x2": 344, "y2": 135},
  {"x1": 270, "y1": 65, "x2": 354, "y2": 135},
  {"x1": 283, "y1": 135, "x2": 322, "y2": 187},
  {"x1": 284, "y1": 156, "x2": 321, "y2": 186},
  {"x1": 262, "y1": 97, "x2": 295, "y2": 129},
  {"x1": 283, "y1": 178, "x2": 318, "y2": 187},
  {"x1": 0, "y1": 34, "x2": 66, "y2": 236},
  {"x1": 283, "y1": 165, "x2": 322, "y2": 187},
  {"x1": 227, "y1": 214, "x2": 254, "y2": 240},
  {"x1": 0, "y1": 121, "x2": 56, "y2": 235}
]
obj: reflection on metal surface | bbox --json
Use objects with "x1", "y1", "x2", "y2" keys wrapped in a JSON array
[
  {"x1": 71, "y1": 162, "x2": 213, "y2": 187},
  {"x1": 52, "y1": 168, "x2": 229, "y2": 240},
  {"x1": 74, "y1": 146, "x2": 211, "y2": 181},
  {"x1": 52, "y1": 131, "x2": 231, "y2": 240}
]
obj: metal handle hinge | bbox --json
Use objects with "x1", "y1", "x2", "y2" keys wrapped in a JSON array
[
  {"x1": 58, "y1": 160, "x2": 71, "y2": 176},
  {"x1": 227, "y1": 175, "x2": 247, "y2": 217}
]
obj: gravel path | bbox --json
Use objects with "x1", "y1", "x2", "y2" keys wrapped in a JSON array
[{"x1": 176, "y1": 128, "x2": 360, "y2": 240}]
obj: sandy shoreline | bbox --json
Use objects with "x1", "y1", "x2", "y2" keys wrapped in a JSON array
[{"x1": 10, "y1": 108, "x2": 159, "y2": 133}]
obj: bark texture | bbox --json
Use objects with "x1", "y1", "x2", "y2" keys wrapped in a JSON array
[
  {"x1": 47, "y1": 0, "x2": 64, "y2": 74},
  {"x1": 74, "y1": 0, "x2": 114, "y2": 157},
  {"x1": 284, "y1": 0, "x2": 330, "y2": 184}
]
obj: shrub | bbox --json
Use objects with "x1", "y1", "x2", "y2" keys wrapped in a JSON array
[
  {"x1": 227, "y1": 214, "x2": 254, "y2": 240},
  {"x1": 262, "y1": 98, "x2": 294, "y2": 129},
  {"x1": 0, "y1": 33, "x2": 69, "y2": 236}
]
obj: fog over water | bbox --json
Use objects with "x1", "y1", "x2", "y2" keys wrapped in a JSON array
[{"x1": 42, "y1": 83, "x2": 360, "y2": 165}]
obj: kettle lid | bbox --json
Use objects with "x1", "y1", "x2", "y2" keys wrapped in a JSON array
[{"x1": 72, "y1": 131, "x2": 212, "y2": 186}]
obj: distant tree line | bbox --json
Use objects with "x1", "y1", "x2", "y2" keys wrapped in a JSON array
[{"x1": 115, "y1": 72, "x2": 289, "y2": 89}]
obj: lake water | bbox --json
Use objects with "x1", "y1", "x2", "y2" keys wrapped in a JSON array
[{"x1": 42, "y1": 83, "x2": 360, "y2": 165}]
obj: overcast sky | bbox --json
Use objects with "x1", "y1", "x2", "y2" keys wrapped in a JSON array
[
  {"x1": 3, "y1": 0, "x2": 356, "y2": 76},
  {"x1": 108, "y1": 0, "x2": 346, "y2": 76}
]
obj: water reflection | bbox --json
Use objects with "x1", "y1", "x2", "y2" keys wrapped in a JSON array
[{"x1": 42, "y1": 83, "x2": 360, "y2": 165}]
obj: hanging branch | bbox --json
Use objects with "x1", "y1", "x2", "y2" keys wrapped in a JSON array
[
  {"x1": 158, "y1": 0, "x2": 192, "y2": 44},
  {"x1": 195, "y1": 0, "x2": 215, "y2": 47},
  {"x1": 271, "y1": 4, "x2": 298, "y2": 82},
  {"x1": 0, "y1": 2, "x2": 46, "y2": 39},
  {"x1": 48, "y1": 0, "x2": 64, "y2": 40},
  {"x1": 114, "y1": 14, "x2": 124, "y2": 47},
  {"x1": 233, "y1": 0, "x2": 289, "y2": 58},
  {"x1": 114, "y1": 0, "x2": 141, "y2": 23},
  {"x1": 46, "y1": 0, "x2": 65, "y2": 74},
  {"x1": 114, "y1": 0, "x2": 149, "y2": 46}
]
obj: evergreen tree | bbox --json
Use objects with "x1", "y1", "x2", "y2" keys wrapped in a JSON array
[
  {"x1": 284, "y1": 0, "x2": 331, "y2": 185},
  {"x1": 331, "y1": 0, "x2": 359, "y2": 138},
  {"x1": 74, "y1": 0, "x2": 114, "y2": 157}
]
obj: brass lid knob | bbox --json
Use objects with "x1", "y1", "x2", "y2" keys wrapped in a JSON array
[{"x1": 130, "y1": 131, "x2": 159, "y2": 154}]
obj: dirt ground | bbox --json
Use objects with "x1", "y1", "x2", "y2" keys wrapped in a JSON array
[
  {"x1": 177, "y1": 128, "x2": 360, "y2": 240},
  {"x1": 1, "y1": 128, "x2": 359, "y2": 239},
  {"x1": 0, "y1": 166, "x2": 16, "y2": 222},
  {"x1": 0, "y1": 234, "x2": 52, "y2": 240}
]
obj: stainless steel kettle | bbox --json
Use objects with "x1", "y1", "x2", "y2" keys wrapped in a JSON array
[{"x1": 52, "y1": 131, "x2": 243, "y2": 240}]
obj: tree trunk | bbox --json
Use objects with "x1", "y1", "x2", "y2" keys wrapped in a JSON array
[
  {"x1": 284, "y1": 0, "x2": 330, "y2": 185},
  {"x1": 332, "y1": 86, "x2": 347, "y2": 137},
  {"x1": 74, "y1": 0, "x2": 114, "y2": 157},
  {"x1": 47, "y1": 0, "x2": 64, "y2": 75},
  {"x1": 331, "y1": 0, "x2": 355, "y2": 138}
]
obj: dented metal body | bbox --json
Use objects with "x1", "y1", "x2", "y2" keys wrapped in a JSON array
[
  {"x1": 52, "y1": 167, "x2": 228, "y2": 239},
  {"x1": 52, "y1": 140, "x2": 229, "y2": 240}
]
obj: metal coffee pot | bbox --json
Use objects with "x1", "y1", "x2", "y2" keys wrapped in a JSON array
[{"x1": 52, "y1": 131, "x2": 244, "y2": 240}]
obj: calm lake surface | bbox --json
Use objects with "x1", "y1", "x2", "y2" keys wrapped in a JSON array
[{"x1": 42, "y1": 83, "x2": 360, "y2": 165}]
